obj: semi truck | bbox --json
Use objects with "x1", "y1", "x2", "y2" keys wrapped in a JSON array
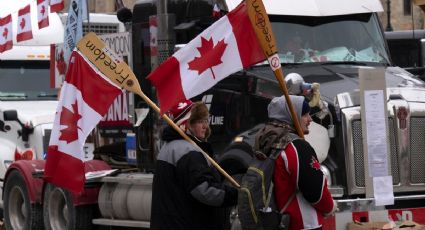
[{"x1": 2, "y1": 0, "x2": 425, "y2": 229}]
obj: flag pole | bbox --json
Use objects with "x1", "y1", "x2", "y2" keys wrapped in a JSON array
[
  {"x1": 76, "y1": 33, "x2": 240, "y2": 188},
  {"x1": 245, "y1": 0, "x2": 304, "y2": 138}
]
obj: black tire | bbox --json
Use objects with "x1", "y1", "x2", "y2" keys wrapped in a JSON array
[
  {"x1": 43, "y1": 183, "x2": 93, "y2": 230},
  {"x1": 4, "y1": 170, "x2": 44, "y2": 230}
]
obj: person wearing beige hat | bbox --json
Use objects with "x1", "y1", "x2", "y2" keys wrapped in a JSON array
[{"x1": 150, "y1": 99, "x2": 238, "y2": 230}]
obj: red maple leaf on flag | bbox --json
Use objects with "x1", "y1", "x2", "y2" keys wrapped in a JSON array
[
  {"x1": 310, "y1": 157, "x2": 321, "y2": 170},
  {"x1": 188, "y1": 36, "x2": 227, "y2": 79},
  {"x1": 20, "y1": 18, "x2": 26, "y2": 29},
  {"x1": 59, "y1": 101, "x2": 82, "y2": 143},
  {"x1": 41, "y1": 5, "x2": 46, "y2": 15},
  {"x1": 2, "y1": 28, "x2": 7, "y2": 39}
]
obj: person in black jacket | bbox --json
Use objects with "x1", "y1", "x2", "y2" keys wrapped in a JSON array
[{"x1": 150, "y1": 100, "x2": 238, "y2": 230}]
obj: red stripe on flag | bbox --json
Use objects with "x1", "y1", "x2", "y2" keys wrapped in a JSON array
[
  {"x1": 19, "y1": 5, "x2": 31, "y2": 15},
  {"x1": 0, "y1": 41, "x2": 12, "y2": 53},
  {"x1": 66, "y1": 52, "x2": 122, "y2": 116},
  {"x1": 17, "y1": 31, "x2": 33, "y2": 42},
  {"x1": 0, "y1": 15, "x2": 11, "y2": 26},
  {"x1": 38, "y1": 17, "x2": 49, "y2": 29},
  {"x1": 227, "y1": 2, "x2": 265, "y2": 67},
  {"x1": 44, "y1": 146, "x2": 85, "y2": 194},
  {"x1": 50, "y1": 2, "x2": 64, "y2": 13},
  {"x1": 147, "y1": 56, "x2": 186, "y2": 114}
]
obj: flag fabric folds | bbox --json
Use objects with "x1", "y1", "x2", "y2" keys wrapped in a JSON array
[
  {"x1": 0, "y1": 15, "x2": 13, "y2": 53},
  {"x1": 37, "y1": 0, "x2": 49, "y2": 29},
  {"x1": 147, "y1": 2, "x2": 265, "y2": 113},
  {"x1": 17, "y1": 4, "x2": 33, "y2": 42},
  {"x1": 50, "y1": 0, "x2": 65, "y2": 13},
  {"x1": 44, "y1": 50, "x2": 122, "y2": 194}
]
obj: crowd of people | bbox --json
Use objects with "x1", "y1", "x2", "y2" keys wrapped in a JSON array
[{"x1": 150, "y1": 74, "x2": 337, "y2": 230}]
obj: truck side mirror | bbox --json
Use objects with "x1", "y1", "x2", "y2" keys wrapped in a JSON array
[
  {"x1": 2, "y1": 110, "x2": 33, "y2": 141},
  {"x1": 0, "y1": 110, "x2": 17, "y2": 132},
  {"x1": 4, "y1": 110, "x2": 18, "y2": 121}
]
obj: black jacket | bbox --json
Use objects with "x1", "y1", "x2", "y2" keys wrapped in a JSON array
[{"x1": 150, "y1": 126, "x2": 238, "y2": 230}]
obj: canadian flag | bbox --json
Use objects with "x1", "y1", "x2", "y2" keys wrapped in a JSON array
[
  {"x1": 50, "y1": 0, "x2": 64, "y2": 13},
  {"x1": 212, "y1": 4, "x2": 221, "y2": 18},
  {"x1": 149, "y1": 16, "x2": 158, "y2": 56},
  {"x1": 37, "y1": 0, "x2": 49, "y2": 29},
  {"x1": 148, "y1": 2, "x2": 265, "y2": 113},
  {"x1": 44, "y1": 51, "x2": 122, "y2": 194},
  {"x1": 17, "y1": 5, "x2": 33, "y2": 42},
  {"x1": 0, "y1": 15, "x2": 13, "y2": 53}
]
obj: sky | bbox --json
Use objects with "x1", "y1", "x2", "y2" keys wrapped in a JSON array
[{"x1": 0, "y1": 0, "x2": 33, "y2": 16}]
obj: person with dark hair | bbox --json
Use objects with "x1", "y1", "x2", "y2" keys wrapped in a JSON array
[
  {"x1": 150, "y1": 99, "x2": 238, "y2": 230},
  {"x1": 256, "y1": 95, "x2": 337, "y2": 230}
]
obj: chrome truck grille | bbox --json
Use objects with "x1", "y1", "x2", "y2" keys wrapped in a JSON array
[
  {"x1": 343, "y1": 98, "x2": 425, "y2": 195},
  {"x1": 83, "y1": 23, "x2": 119, "y2": 35},
  {"x1": 410, "y1": 117, "x2": 425, "y2": 183},
  {"x1": 351, "y1": 118, "x2": 400, "y2": 187}
]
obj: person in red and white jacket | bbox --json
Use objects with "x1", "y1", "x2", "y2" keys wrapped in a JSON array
[{"x1": 268, "y1": 95, "x2": 337, "y2": 230}]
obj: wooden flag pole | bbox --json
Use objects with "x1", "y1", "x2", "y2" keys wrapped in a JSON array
[
  {"x1": 77, "y1": 32, "x2": 240, "y2": 188},
  {"x1": 245, "y1": 0, "x2": 304, "y2": 138}
]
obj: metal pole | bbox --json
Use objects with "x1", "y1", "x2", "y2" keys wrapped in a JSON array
[
  {"x1": 157, "y1": 0, "x2": 167, "y2": 15},
  {"x1": 85, "y1": 0, "x2": 90, "y2": 33},
  {"x1": 386, "y1": 0, "x2": 393, "y2": 31}
]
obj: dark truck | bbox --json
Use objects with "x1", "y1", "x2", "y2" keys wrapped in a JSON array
[
  {"x1": 385, "y1": 29, "x2": 425, "y2": 80},
  {"x1": 3, "y1": 0, "x2": 425, "y2": 229},
  {"x1": 133, "y1": 0, "x2": 425, "y2": 228},
  {"x1": 130, "y1": 0, "x2": 425, "y2": 226}
]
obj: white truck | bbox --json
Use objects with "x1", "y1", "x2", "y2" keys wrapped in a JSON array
[
  {"x1": 0, "y1": 4, "x2": 63, "y2": 215},
  {"x1": 0, "y1": 3, "x2": 128, "y2": 229}
]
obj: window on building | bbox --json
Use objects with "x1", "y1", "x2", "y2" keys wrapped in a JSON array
[{"x1": 404, "y1": 0, "x2": 412, "y2": 15}]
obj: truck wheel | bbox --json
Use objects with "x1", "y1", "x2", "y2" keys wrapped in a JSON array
[
  {"x1": 43, "y1": 183, "x2": 93, "y2": 230},
  {"x1": 4, "y1": 170, "x2": 43, "y2": 230}
]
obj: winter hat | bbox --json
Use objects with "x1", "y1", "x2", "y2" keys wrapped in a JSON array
[
  {"x1": 188, "y1": 102, "x2": 211, "y2": 139},
  {"x1": 188, "y1": 102, "x2": 209, "y2": 125},
  {"x1": 302, "y1": 99, "x2": 311, "y2": 115},
  {"x1": 268, "y1": 95, "x2": 305, "y2": 125},
  {"x1": 168, "y1": 99, "x2": 194, "y2": 129}
]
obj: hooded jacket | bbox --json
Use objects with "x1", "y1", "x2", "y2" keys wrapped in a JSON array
[
  {"x1": 150, "y1": 126, "x2": 238, "y2": 230},
  {"x1": 268, "y1": 95, "x2": 335, "y2": 230}
]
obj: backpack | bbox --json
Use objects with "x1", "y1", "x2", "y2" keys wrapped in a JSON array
[{"x1": 238, "y1": 121, "x2": 298, "y2": 230}]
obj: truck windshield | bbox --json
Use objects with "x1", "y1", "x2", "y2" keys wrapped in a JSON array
[
  {"x1": 0, "y1": 60, "x2": 58, "y2": 100},
  {"x1": 269, "y1": 13, "x2": 390, "y2": 65}
]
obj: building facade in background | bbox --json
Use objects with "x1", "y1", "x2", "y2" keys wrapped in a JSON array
[
  {"x1": 62, "y1": 0, "x2": 425, "y2": 32},
  {"x1": 378, "y1": 0, "x2": 423, "y2": 31}
]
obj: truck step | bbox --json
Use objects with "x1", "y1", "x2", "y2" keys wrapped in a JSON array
[{"x1": 92, "y1": 218, "x2": 150, "y2": 228}]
